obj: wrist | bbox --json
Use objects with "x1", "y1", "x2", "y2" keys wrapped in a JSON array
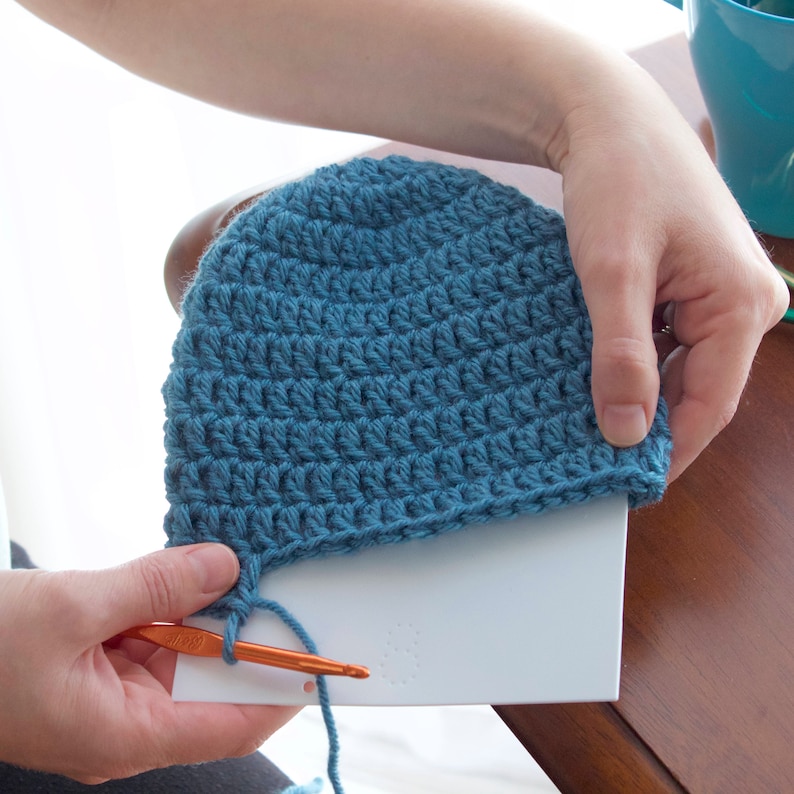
[{"x1": 540, "y1": 42, "x2": 670, "y2": 176}]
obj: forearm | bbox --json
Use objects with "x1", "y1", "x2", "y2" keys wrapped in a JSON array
[{"x1": 13, "y1": 0, "x2": 640, "y2": 168}]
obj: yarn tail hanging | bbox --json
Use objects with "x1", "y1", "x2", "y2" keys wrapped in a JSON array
[{"x1": 222, "y1": 597, "x2": 345, "y2": 794}]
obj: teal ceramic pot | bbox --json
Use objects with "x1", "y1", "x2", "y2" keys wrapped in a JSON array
[{"x1": 685, "y1": 0, "x2": 794, "y2": 236}]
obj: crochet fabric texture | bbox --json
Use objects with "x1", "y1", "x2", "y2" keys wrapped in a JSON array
[
  {"x1": 163, "y1": 155, "x2": 671, "y2": 793},
  {"x1": 163, "y1": 155, "x2": 672, "y2": 619}
]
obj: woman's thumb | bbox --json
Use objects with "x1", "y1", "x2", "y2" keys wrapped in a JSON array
[
  {"x1": 585, "y1": 286, "x2": 660, "y2": 448},
  {"x1": 88, "y1": 544, "x2": 239, "y2": 637}
]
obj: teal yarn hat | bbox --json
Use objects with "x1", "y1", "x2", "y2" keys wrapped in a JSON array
[{"x1": 162, "y1": 155, "x2": 671, "y2": 792}]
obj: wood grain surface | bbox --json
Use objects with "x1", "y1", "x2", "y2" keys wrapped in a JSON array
[{"x1": 497, "y1": 35, "x2": 794, "y2": 794}]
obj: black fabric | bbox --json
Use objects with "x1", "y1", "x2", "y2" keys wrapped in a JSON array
[
  {"x1": 10, "y1": 541, "x2": 35, "y2": 570},
  {"x1": 4, "y1": 542, "x2": 293, "y2": 793},
  {"x1": 0, "y1": 754, "x2": 293, "y2": 793}
]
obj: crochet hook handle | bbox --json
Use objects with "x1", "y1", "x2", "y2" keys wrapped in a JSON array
[{"x1": 120, "y1": 623, "x2": 369, "y2": 679}]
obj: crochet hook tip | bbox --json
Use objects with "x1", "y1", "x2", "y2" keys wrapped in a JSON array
[{"x1": 343, "y1": 664, "x2": 370, "y2": 679}]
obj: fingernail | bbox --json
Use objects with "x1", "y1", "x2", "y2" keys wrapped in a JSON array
[
  {"x1": 601, "y1": 404, "x2": 649, "y2": 447},
  {"x1": 185, "y1": 544, "x2": 239, "y2": 595}
]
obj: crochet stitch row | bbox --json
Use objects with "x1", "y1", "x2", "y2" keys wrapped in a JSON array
[{"x1": 164, "y1": 158, "x2": 670, "y2": 615}]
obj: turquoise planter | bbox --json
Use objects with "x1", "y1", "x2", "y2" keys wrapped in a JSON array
[{"x1": 686, "y1": 0, "x2": 794, "y2": 236}]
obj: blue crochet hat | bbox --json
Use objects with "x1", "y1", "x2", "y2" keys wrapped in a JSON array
[
  {"x1": 162, "y1": 155, "x2": 670, "y2": 791},
  {"x1": 163, "y1": 155, "x2": 670, "y2": 596}
]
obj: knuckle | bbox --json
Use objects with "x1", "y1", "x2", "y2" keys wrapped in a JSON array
[
  {"x1": 723, "y1": 265, "x2": 788, "y2": 335},
  {"x1": 581, "y1": 246, "x2": 635, "y2": 289},
  {"x1": 598, "y1": 335, "x2": 652, "y2": 364},
  {"x1": 738, "y1": 253, "x2": 791, "y2": 328},
  {"x1": 594, "y1": 336, "x2": 657, "y2": 381},
  {"x1": 690, "y1": 391, "x2": 740, "y2": 445},
  {"x1": 139, "y1": 558, "x2": 181, "y2": 617},
  {"x1": 714, "y1": 396, "x2": 740, "y2": 436}
]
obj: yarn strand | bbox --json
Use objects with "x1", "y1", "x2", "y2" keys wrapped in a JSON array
[{"x1": 223, "y1": 596, "x2": 345, "y2": 794}]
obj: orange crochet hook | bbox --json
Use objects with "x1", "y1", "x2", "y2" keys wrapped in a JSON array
[{"x1": 120, "y1": 622, "x2": 370, "y2": 679}]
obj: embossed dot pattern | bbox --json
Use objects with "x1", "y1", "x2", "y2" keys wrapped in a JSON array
[{"x1": 379, "y1": 622, "x2": 421, "y2": 687}]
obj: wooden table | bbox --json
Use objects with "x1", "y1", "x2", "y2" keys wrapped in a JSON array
[
  {"x1": 489, "y1": 36, "x2": 794, "y2": 794},
  {"x1": 165, "y1": 34, "x2": 794, "y2": 794}
]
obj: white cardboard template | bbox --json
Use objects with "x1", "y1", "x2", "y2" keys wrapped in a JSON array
[{"x1": 172, "y1": 494, "x2": 627, "y2": 706}]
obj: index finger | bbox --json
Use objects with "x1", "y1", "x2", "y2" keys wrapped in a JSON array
[{"x1": 661, "y1": 319, "x2": 758, "y2": 481}]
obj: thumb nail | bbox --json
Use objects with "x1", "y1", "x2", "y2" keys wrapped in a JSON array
[
  {"x1": 601, "y1": 404, "x2": 649, "y2": 448},
  {"x1": 185, "y1": 544, "x2": 239, "y2": 595}
]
